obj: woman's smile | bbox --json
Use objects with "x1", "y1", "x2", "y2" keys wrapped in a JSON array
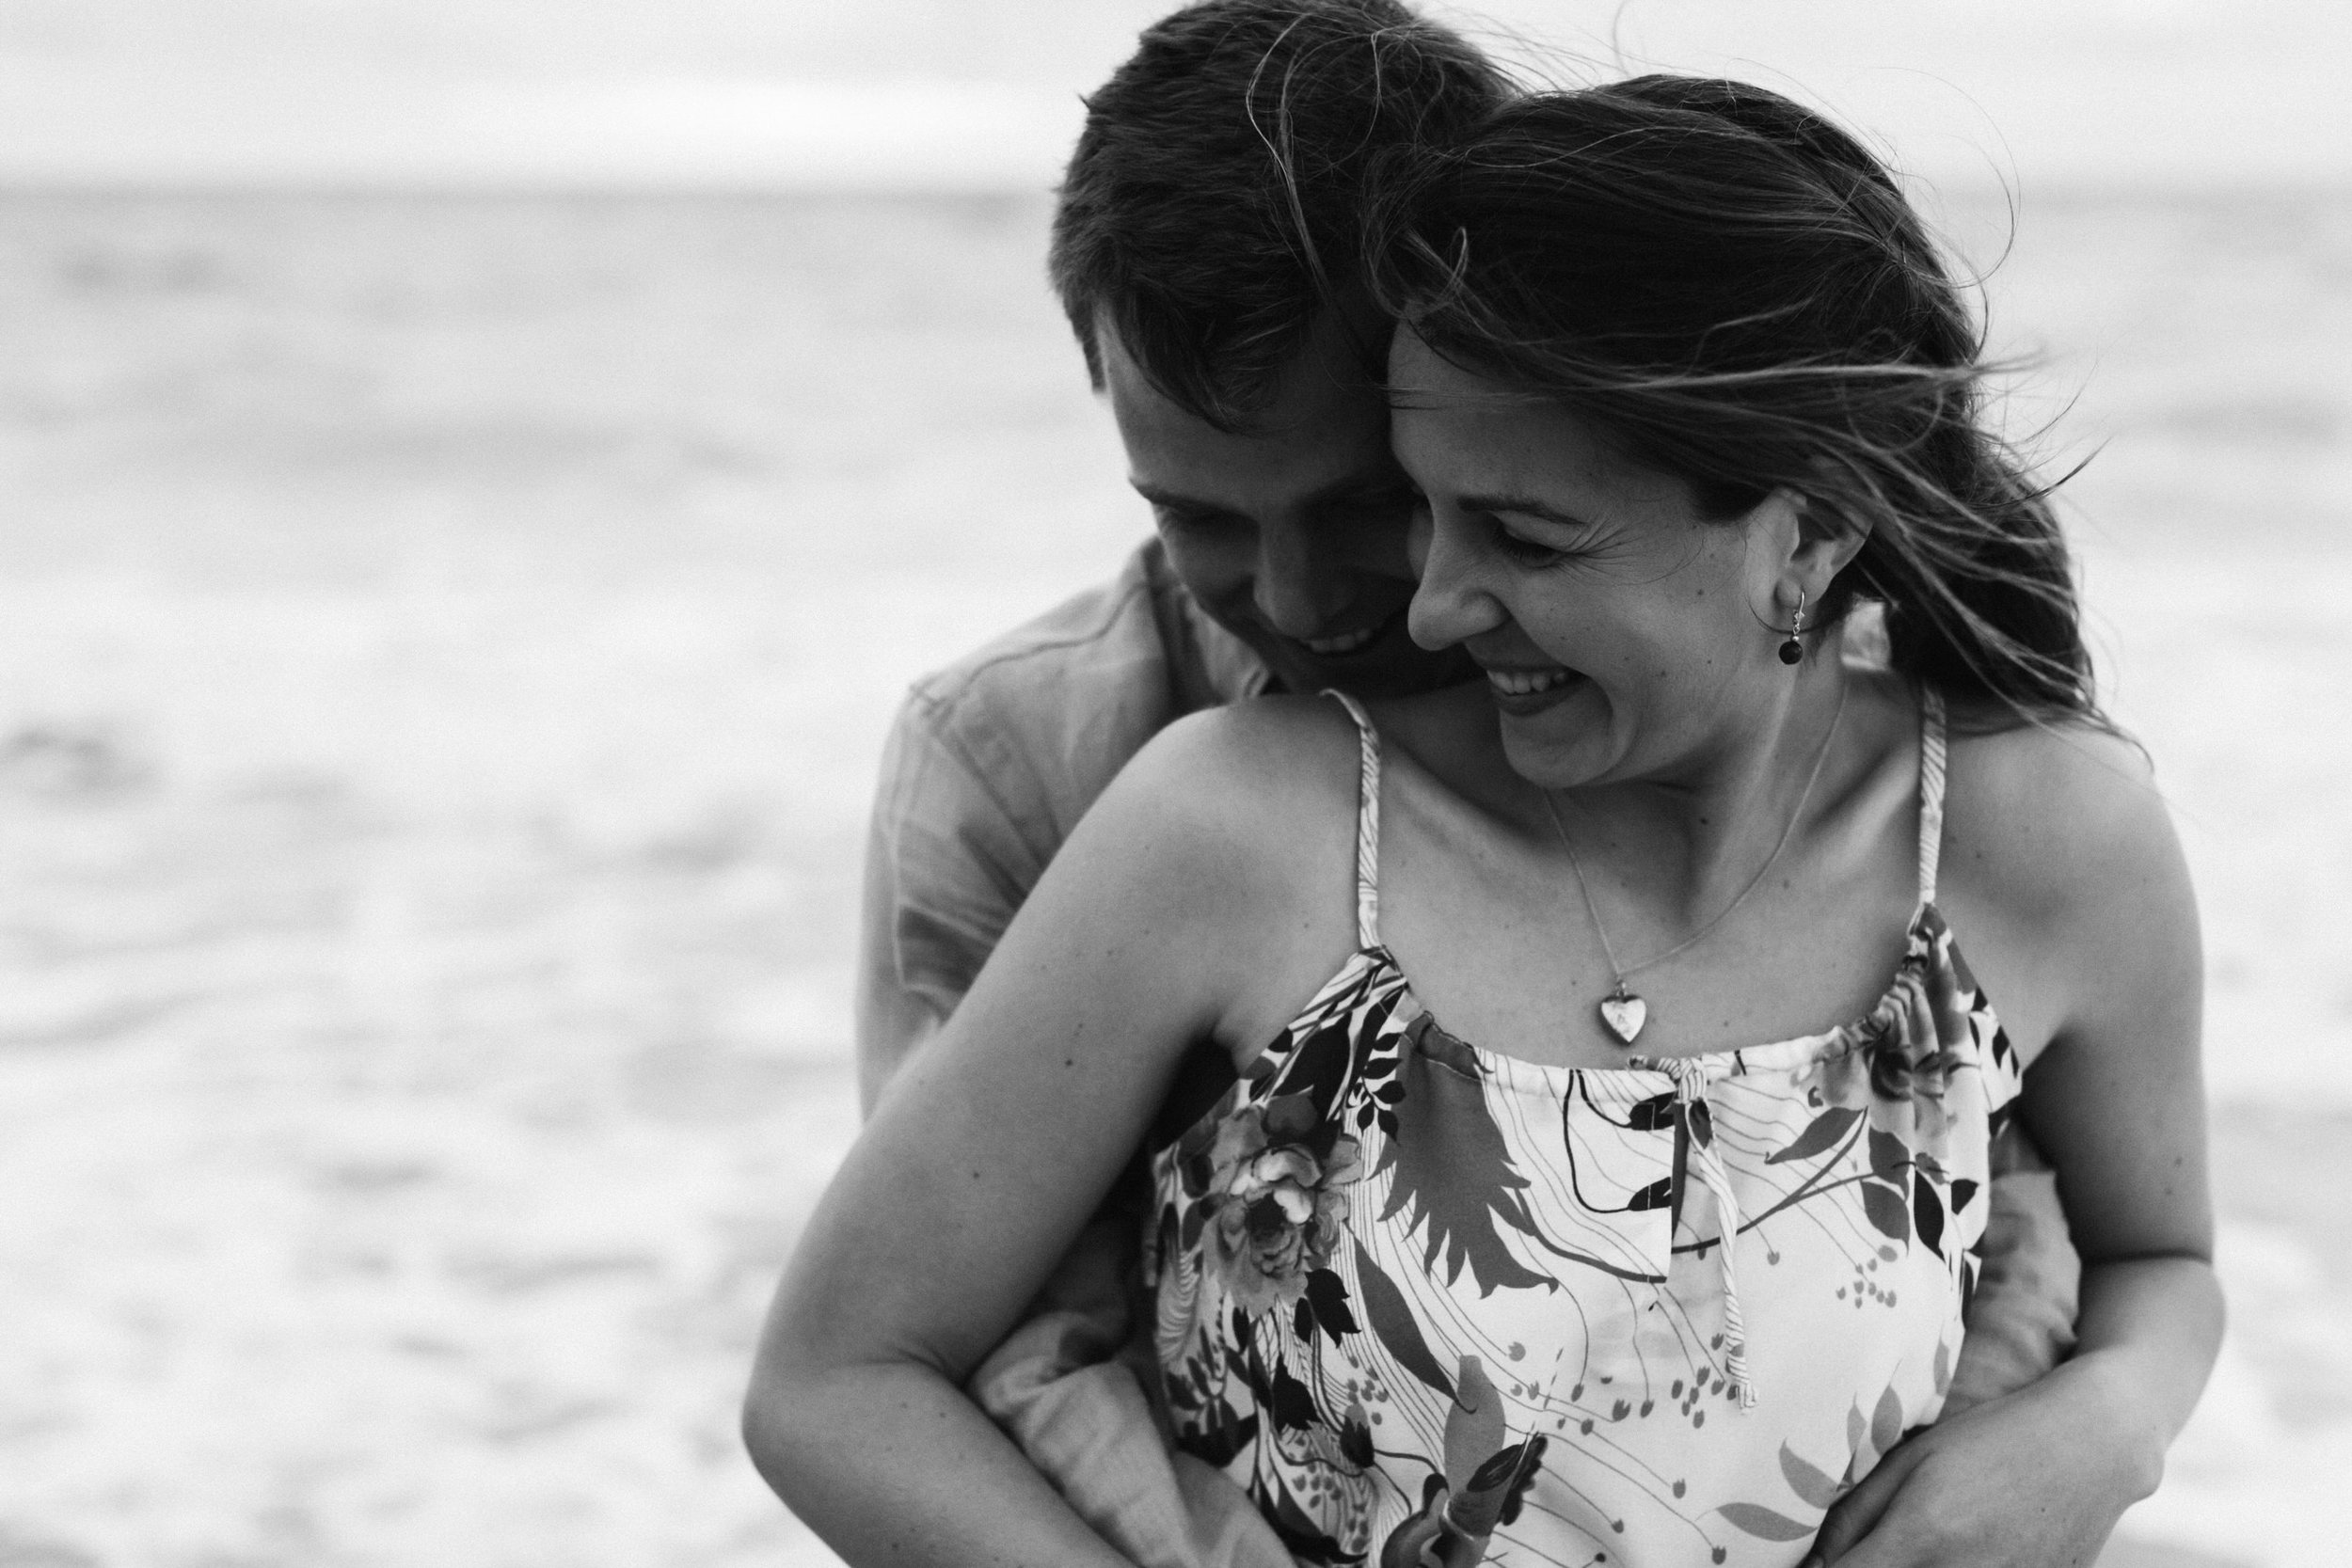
[{"x1": 1479, "y1": 660, "x2": 1584, "y2": 713}]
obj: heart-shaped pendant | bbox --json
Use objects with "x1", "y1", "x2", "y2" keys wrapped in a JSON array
[{"x1": 1597, "y1": 990, "x2": 1647, "y2": 1045}]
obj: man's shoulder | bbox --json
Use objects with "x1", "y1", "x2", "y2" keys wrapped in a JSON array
[
  {"x1": 910, "y1": 540, "x2": 1179, "y2": 714},
  {"x1": 897, "y1": 539, "x2": 1266, "y2": 841}
]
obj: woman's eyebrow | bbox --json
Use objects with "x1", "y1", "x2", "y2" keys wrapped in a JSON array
[{"x1": 1457, "y1": 492, "x2": 1589, "y2": 527}]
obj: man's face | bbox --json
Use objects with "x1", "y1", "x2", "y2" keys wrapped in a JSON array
[{"x1": 1100, "y1": 312, "x2": 1476, "y2": 699}]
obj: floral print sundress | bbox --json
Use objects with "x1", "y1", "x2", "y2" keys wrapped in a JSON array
[{"x1": 1143, "y1": 689, "x2": 2025, "y2": 1568}]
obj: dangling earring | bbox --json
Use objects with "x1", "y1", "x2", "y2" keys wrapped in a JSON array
[{"x1": 1777, "y1": 589, "x2": 1806, "y2": 666}]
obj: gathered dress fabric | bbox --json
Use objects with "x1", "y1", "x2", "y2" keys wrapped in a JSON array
[{"x1": 1143, "y1": 689, "x2": 2026, "y2": 1568}]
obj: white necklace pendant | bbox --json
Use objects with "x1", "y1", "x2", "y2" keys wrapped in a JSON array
[{"x1": 1597, "y1": 988, "x2": 1647, "y2": 1046}]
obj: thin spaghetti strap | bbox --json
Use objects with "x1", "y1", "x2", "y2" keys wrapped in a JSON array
[
  {"x1": 1916, "y1": 687, "x2": 1947, "y2": 906},
  {"x1": 1322, "y1": 690, "x2": 1383, "y2": 947}
]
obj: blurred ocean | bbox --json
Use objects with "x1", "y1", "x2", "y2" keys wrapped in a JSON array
[{"x1": 1, "y1": 188, "x2": 2347, "y2": 1565}]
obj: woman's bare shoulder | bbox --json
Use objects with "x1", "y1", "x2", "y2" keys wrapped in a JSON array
[
  {"x1": 1062, "y1": 695, "x2": 1372, "y2": 1053},
  {"x1": 1939, "y1": 708, "x2": 2198, "y2": 1053},
  {"x1": 1943, "y1": 712, "x2": 2179, "y2": 908},
  {"x1": 1111, "y1": 693, "x2": 1371, "y2": 828},
  {"x1": 1044, "y1": 693, "x2": 1373, "y2": 938}
]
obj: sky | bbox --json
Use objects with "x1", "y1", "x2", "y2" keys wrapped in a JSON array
[{"x1": 0, "y1": 0, "x2": 2345, "y2": 190}]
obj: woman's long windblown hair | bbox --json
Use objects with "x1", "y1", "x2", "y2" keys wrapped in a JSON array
[{"x1": 1367, "y1": 76, "x2": 2102, "y2": 728}]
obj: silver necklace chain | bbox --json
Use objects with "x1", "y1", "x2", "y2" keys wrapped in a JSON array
[{"x1": 1539, "y1": 683, "x2": 1849, "y2": 1011}]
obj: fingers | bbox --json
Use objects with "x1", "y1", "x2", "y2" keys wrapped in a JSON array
[{"x1": 1804, "y1": 1438, "x2": 1932, "y2": 1568}]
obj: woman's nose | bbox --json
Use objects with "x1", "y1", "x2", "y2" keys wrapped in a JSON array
[{"x1": 1406, "y1": 513, "x2": 1501, "y2": 651}]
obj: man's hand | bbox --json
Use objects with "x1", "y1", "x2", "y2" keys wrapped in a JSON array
[{"x1": 1804, "y1": 1359, "x2": 2162, "y2": 1568}]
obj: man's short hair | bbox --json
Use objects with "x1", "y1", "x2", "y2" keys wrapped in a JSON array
[{"x1": 1050, "y1": 0, "x2": 1507, "y2": 432}]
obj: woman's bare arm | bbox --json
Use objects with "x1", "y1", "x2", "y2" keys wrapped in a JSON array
[
  {"x1": 1806, "y1": 728, "x2": 2211, "y2": 1568},
  {"x1": 1810, "y1": 723, "x2": 2222, "y2": 1568},
  {"x1": 2010, "y1": 726, "x2": 2221, "y2": 1454},
  {"x1": 744, "y1": 705, "x2": 1353, "y2": 1566}
]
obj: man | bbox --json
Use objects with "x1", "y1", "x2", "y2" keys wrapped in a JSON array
[
  {"x1": 846, "y1": 4, "x2": 2111, "y2": 1564},
  {"x1": 854, "y1": 0, "x2": 1493, "y2": 1109}
]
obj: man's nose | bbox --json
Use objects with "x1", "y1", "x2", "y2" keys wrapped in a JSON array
[
  {"x1": 1406, "y1": 512, "x2": 1501, "y2": 651},
  {"x1": 1252, "y1": 526, "x2": 1349, "y2": 639}
]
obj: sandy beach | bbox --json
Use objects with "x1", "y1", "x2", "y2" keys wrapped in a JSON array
[{"x1": 0, "y1": 188, "x2": 2345, "y2": 1566}]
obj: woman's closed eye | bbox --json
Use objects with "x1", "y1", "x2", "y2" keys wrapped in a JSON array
[
  {"x1": 1494, "y1": 524, "x2": 1572, "y2": 568},
  {"x1": 1486, "y1": 512, "x2": 1612, "y2": 570}
]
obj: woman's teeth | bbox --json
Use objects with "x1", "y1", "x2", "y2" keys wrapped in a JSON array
[
  {"x1": 1486, "y1": 667, "x2": 1575, "y2": 696},
  {"x1": 1302, "y1": 624, "x2": 1380, "y2": 656}
]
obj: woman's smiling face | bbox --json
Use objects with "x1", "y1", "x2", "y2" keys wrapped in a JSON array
[{"x1": 1390, "y1": 326, "x2": 1798, "y2": 790}]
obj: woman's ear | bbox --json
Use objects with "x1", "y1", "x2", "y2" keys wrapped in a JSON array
[{"x1": 1764, "y1": 486, "x2": 1868, "y2": 600}]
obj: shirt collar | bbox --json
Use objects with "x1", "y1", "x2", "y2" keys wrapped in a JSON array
[{"x1": 1138, "y1": 537, "x2": 1274, "y2": 711}]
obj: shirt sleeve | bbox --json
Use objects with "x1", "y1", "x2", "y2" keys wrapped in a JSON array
[{"x1": 852, "y1": 687, "x2": 1051, "y2": 1114}]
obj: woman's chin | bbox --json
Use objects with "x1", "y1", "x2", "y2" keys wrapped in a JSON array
[{"x1": 1494, "y1": 691, "x2": 1616, "y2": 789}]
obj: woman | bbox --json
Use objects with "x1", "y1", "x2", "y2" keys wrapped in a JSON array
[{"x1": 747, "y1": 80, "x2": 2220, "y2": 1568}]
